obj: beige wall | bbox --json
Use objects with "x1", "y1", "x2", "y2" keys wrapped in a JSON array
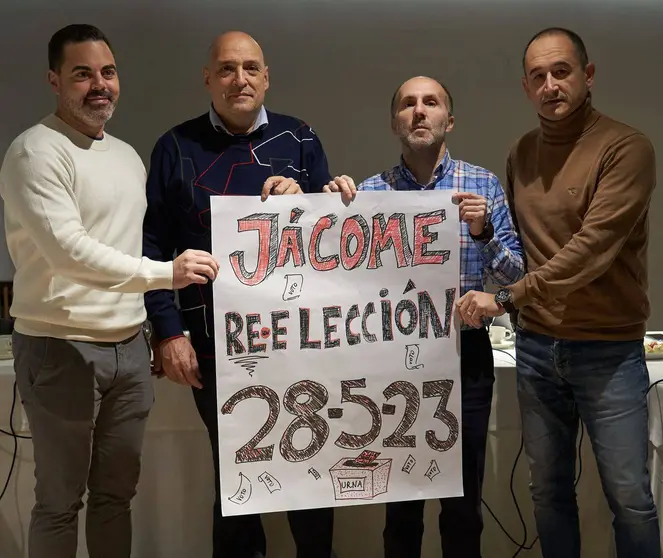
[
  {"x1": 1, "y1": 1, "x2": 661, "y2": 326},
  {"x1": 3, "y1": 1, "x2": 662, "y2": 328}
]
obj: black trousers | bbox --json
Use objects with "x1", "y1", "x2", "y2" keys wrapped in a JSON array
[
  {"x1": 383, "y1": 327, "x2": 495, "y2": 558},
  {"x1": 193, "y1": 358, "x2": 334, "y2": 558}
]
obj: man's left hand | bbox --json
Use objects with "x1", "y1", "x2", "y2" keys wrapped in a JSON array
[
  {"x1": 456, "y1": 290, "x2": 505, "y2": 328},
  {"x1": 323, "y1": 175, "x2": 357, "y2": 202},
  {"x1": 452, "y1": 192, "x2": 488, "y2": 236},
  {"x1": 261, "y1": 176, "x2": 302, "y2": 200}
]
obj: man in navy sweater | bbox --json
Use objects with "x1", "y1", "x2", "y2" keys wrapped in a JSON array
[{"x1": 143, "y1": 31, "x2": 335, "y2": 558}]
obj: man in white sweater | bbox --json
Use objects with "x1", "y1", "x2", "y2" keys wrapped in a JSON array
[{"x1": 0, "y1": 24, "x2": 218, "y2": 558}]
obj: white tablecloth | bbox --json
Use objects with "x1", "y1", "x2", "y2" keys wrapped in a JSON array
[{"x1": 1, "y1": 352, "x2": 663, "y2": 558}]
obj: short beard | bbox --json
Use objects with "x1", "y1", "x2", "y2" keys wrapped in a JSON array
[
  {"x1": 61, "y1": 94, "x2": 116, "y2": 130},
  {"x1": 400, "y1": 130, "x2": 445, "y2": 152}
]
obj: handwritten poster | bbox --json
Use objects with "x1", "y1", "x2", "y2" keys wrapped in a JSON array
[{"x1": 211, "y1": 190, "x2": 461, "y2": 516}]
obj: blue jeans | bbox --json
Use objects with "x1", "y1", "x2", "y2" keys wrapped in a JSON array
[{"x1": 516, "y1": 328, "x2": 660, "y2": 558}]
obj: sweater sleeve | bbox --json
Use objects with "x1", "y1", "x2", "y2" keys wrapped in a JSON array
[
  {"x1": 504, "y1": 153, "x2": 520, "y2": 232},
  {"x1": 0, "y1": 147, "x2": 173, "y2": 293},
  {"x1": 510, "y1": 133, "x2": 656, "y2": 308},
  {"x1": 143, "y1": 133, "x2": 185, "y2": 342}
]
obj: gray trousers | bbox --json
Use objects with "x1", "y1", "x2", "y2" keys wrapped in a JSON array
[{"x1": 13, "y1": 329, "x2": 154, "y2": 558}]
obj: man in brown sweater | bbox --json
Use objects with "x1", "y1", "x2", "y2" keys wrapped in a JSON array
[{"x1": 457, "y1": 28, "x2": 660, "y2": 558}]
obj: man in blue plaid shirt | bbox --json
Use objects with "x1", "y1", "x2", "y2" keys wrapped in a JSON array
[{"x1": 324, "y1": 76, "x2": 524, "y2": 558}]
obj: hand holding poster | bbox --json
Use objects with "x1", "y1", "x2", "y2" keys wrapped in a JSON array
[{"x1": 211, "y1": 190, "x2": 461, "y2": 516}]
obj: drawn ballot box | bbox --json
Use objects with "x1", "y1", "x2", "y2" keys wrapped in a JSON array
[{"x1": 329, "y1": 450, "x2": 392, "y2": 501}]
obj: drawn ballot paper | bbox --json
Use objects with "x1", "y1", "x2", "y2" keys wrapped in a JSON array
[
  {"x1": 228, "y1": 473, "x2": 252, "y2": 505},
  {"x1": 258, "y1": 472, "x2": 282, "y2": 493},
  {"x1": 405, "y1": 344, "x2": 424, "y2": 370},
  {"x1": 211, "y1": 190, "x2": 462, "y2": 516},
  {"x1": 282, "y1": 273, "x2": 303, "y2": 301}
]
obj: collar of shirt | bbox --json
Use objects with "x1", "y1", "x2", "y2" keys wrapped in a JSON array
[
  {"x1": 208, "y1": 104, "x2": 269, "y2": 135},
  {"x1": 396, "y1": 150, "x2": 453, "y2": 189}
]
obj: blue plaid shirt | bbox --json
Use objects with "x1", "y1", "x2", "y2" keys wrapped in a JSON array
[{"x1": 359, "y1": 151, "x2": 525, "y2": 298}]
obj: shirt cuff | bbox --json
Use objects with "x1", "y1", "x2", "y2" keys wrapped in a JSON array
[{"x1": 472, "y1": 235, "x2": 496, "y2": 253}]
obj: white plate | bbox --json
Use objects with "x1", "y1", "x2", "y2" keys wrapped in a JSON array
[
  {"x1": 644, "y1": 333, "x2": 663, "y2": 360},
  {"x1": 491, "y1": 340, "x2": 515, "y2": 350}
]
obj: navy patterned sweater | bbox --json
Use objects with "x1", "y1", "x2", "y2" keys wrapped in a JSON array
[{"x1": 143, "y1": 109, "x2": 332, "y2": 357}]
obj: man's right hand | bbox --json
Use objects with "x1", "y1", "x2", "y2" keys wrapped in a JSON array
[
  {"x1": 173, "y1": 249, "x2": 219, "y2": 289},
  {"x1": 159, "y1": 336, "x2": 202, "y2": 389}
]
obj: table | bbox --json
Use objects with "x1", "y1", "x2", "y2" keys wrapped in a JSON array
[{"x1": 1, "y1": 351, "x2": 663, "y2": 558}]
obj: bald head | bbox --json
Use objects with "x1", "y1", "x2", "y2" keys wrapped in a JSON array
[
  {"x1": 207, "y1": 31, "x2": 265, "y2": 68},
  {"x1": 203, "y1": 30, "x2": 270, "y2": 134},
  {"x1": 391, "y1": 76, "x2": 453, "y2": 117}
]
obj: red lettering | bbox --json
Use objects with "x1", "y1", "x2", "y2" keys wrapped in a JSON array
[
  {"x1": 309, "y1": 215, "x2": 339, "y2": 272},
  {"x1": 339, "y1": 215, "x2": 369, "y2": 270},
  {"x1": 368, "y1": 213, "x2": 412, "y2": 269},
  {"x1": 229, "y1": 213, "x2": 279, "y2": 286},
  {"x1": 413, "y1": 210, "x2": 448, "y2": 266},
  {"x1": 276, "y1": 227, "x2": 305, "y2": 268}
]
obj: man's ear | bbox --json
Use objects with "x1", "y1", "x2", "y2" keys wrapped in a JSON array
[
  {"x1": 585, "y1": 62, "x2": 595, "y2": 90},
  {"x1": 446, "y1": 114, "x2": 455, "y2": 133},
  {"x1": 47, "y1": 70, "x2": 59, "y2": 95}
]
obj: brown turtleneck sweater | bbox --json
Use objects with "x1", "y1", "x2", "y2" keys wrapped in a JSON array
[{"x1": 505, "y1": 95, "x2": 656, "y2": 340}]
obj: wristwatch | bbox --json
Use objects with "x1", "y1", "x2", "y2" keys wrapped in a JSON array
[
  {"x1": 469, "y1": 221, "x2": 494, "y2": 241},
  {"x1": 494, "y1": 288, "x2": 515, "y2": 313}
]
